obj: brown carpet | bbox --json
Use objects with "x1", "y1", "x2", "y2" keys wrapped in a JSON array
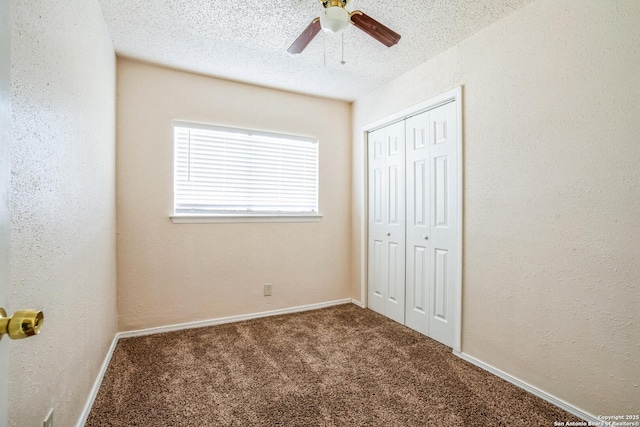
[{"x1": 86, "y1": 304, "x2": 581, "y2": 426}]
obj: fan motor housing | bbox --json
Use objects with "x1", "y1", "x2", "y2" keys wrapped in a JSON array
[{"x1": 322, "y1": 0, "x2": 349, "y2": 8}]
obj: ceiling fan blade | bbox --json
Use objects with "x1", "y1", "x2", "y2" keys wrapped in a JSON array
[
  {"x1": 349, "y1": 11, "x2": 401, "y2": 47},
  {"x1": 287, "y1": 18, "x2": 321, "y2": 54}
]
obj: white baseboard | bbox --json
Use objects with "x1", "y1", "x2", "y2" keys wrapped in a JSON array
[
  {"x1": 77, "y1": 299, "x2": 354, "y2": 426},
  {"x1": 118, "y1": 298, "x2": 353, "y2": 339},
  {"x1": 76, "y1": 334, "x2": 119, "y2": 427},
  {"x1": 351, "y1": 299, "x2": 365, "y2": 308},
  {"x1": 453, "y1": 351, "x2": 599, "y2": 424},
  {"x1": 75, "y1": 299, "x2": 363, "y2": 425}
]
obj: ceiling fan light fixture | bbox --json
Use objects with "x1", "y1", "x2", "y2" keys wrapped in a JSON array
[
  {"x1": 320, "y1": 6, "x2": 349, "y2": 34},
  {"x1": 287, "y1": 1, "x2": 400, "y2": 55}
]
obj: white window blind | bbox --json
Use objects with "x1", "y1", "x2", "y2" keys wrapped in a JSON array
[{"x1": 173, "y1": 122, "x2": 318, "y2": 216}]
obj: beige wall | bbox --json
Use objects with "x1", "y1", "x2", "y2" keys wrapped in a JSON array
[
  {"x1": 352, "y1": 0, "x2": 639, "y2": 417},
  {"x1": 9, "y1": 1, "x2": 117, "y2": 426},
  {"x1": 116, "y1": 59, "x2": 352, "y2": 331}
]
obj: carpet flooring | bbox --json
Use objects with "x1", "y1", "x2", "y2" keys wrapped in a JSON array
[{"x1": 86, "y1": 304, "x2": 581, "y2": 426}]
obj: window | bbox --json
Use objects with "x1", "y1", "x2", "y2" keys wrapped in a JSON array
[{"x1": 172, "y1": 122, "x2": 320, "y2": 223}]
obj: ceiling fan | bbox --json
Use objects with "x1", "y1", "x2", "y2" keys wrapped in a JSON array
[{"x1": 287, "y1": 0, "x2": 401, "y2": 54}]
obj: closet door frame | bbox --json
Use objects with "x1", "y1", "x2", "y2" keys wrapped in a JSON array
[{"x1": 360, "y1": 87, "x2": 463, "y2": 353}]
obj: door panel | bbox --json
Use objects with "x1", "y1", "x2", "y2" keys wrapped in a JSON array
[
  {"x1": 373, "y1": 168, "x2": 384, "y2": 225},
  {"x1": 412, "y1": 246, "x2": 427, "y2": 313},
  {"x1": 367, "y1": 122, "x2": 405, "y2": 324},
  {"x1": 433, "y1": 249, "x2": 448, "y2": 320},
  {"x1": 434, "y1": 155, "x2": 449, "y2": 227},
  {"x1": 405, "y1": 112, "x2": 430, "y2": 335},
  {"x1": 413, "y1": 160, "x2": 426, "y2": 226},
  {"x1": 383, "y1": 121, "x2": 405, "y2": 324},
  {"x1": 387, "y1": 242, "x2": 400, "y2": 303},
  {"x1": 428, "y1": 102, "x2": 457, "y2": 347},
  {"x1": 367, "y1": 128, "x2": 386, "y2": 315},
  {"x1": 388, "y1": 165, "x2": 400, "y2": 225}
]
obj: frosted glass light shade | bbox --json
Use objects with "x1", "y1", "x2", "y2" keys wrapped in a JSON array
[{"x1": 320, "y1": 6, "x2": 349, "y2": 34}]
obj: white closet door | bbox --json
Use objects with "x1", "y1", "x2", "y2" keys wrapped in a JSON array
[
  {"x1": 427, "y1": 101, "x2": 458, "y2": 347},
  {"x1": 404, "y1": 111, "x2": 430, "y2": 335},
  {"x1": 367, "y1": 122, "x2": 406, "y2": 324},
  {"x1": 368, "y1": 99, "x2": 458, "y2": 347},
  {"x1": 367, "y1": 128, "x2": 387, "y2": 315},
  {"x1": 383, "y1": 121, "x2": 406, "y2": 324}
]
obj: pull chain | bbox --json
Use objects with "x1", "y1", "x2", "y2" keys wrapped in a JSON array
[
  {"x1": 323, "y1": 32, "x2": 326, "y2": 67},
  {"x1": 340, "y1": 33, "x2": 345, "y2": 65}
]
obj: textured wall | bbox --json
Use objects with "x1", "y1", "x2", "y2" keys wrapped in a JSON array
[
  {"x1": 9, "y1": 1, "x2": 117, "y2": 426},
  {"x1": 352, "y1": 0, "x2": 639, "y2": 417},
  {"x1": 116, "y1": 59, "x2": 352, "y2": 331}
]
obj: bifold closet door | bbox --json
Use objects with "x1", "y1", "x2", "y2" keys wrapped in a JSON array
[
  {"x1": 405, "y1": 112, "x2": 430, "y2": 336},
  {"x1": 426, "y1": 101, "x2": 458, "y2": 347},
  {"x1": 368, "y1": 100, "x2": 457, "y2": 347},
  {"x1": 367, "y1": 121, "x2": 406, "y2": 324},
  {"x1": 405, "y1": 101, "x2": 458, "y2": 347}
]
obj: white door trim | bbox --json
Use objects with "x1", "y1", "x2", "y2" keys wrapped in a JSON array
[
  {"x1": 0, "y1": 0, "x2": 11, "y2": 424},
  {"x1": 359, "y1": 86, "x2": 463, "y2": 352}
]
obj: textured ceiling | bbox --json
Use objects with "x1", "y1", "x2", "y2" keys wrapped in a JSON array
[{"x1": 98, "y1": 0, "x2": 533, "y2": 101}]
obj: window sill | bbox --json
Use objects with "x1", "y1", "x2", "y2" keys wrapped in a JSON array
[{"x1": 170, "y1": 214, "x2": 323, "y2": 224}]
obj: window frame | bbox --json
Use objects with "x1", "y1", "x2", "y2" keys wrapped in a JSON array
[{"x1": 170, "y1": 121, "x2": 322, "y2": 224}]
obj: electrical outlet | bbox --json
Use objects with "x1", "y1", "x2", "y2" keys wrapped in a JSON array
[
  {"x1": 43, "y1": 409, "x2": 53, "y2": 427},
  {"x1": 264, "y1": 283, "x2": 272, "y2": 296}
]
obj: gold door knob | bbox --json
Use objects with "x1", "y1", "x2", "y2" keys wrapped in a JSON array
[{"x1": 0, "y1": 308, "x2": 44, "y2": 340}]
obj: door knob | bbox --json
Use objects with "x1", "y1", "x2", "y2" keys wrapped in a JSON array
[
  {"x1": 387, "y1": 232, "x2": 391, "y2": 236},
  {"x1": 0, "y1": 308, "x2": 44, "y2": 340},
  {"x1": 423, "y1": 235, "x2": 429, "y2": 240}
]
